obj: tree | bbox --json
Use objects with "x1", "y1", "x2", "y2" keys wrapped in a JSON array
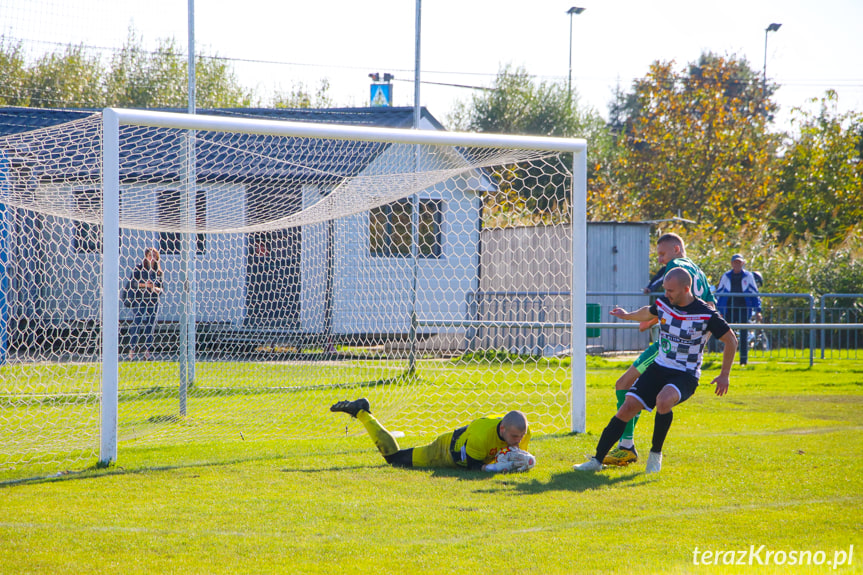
[
  {"x1": 595, "y1": 53, "x2": 781, "y2": 238},
  {"x1": 0, "y1": 28, "x2": 253, "y2": 110},
  {"x1": 770, "y1": 91, "x2": 863, "y2": 245},
  {"x1": 0, "y1": 36, "x2": 29, "y2": 106},
  {"x1": 448, "y1": 64, "x2": 610, "y2": 225},
  {"x1": 449, "y1": 64, "x2": 585, "y2": 137},
  {"x1": 105, "y1": 30, "x2": 253, "y2": 108},
  {"x1": 26, "y1": 43, "x2": 105, "y2": 107},
  {"x1": 272, "y1": 79, "x2": 333, "y2": 109}
]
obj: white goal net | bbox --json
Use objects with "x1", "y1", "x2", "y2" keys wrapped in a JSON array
[{"x1": 0, "y1": 108, "x2": 586, "y2": 476}]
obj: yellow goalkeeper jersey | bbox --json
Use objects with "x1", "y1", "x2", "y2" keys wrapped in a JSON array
[{"x1": 452, "y1": 416, "x2": 532, "y2": 466}]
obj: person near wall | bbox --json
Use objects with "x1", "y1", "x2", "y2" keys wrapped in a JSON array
[
  {"x1": 715, "y1": 253, "x2": 762, "y2": 366},
  {"x1": 126, "y1": 247, "x2": 163, "y2": 361}
]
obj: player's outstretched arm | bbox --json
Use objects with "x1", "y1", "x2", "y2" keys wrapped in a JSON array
[
  {"x1": 711, "y1": 329, "x2": 738, "y2": 396},
  {"x1": 610, "y1": 305, "x2": 655, "y2": 322}
]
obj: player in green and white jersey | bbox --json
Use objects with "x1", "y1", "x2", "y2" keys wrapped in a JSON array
[{"x1": 603, "y1": 233, "x2": 715, "y2": 466}]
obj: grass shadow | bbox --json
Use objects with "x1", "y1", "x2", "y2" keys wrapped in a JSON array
[
  {"x1": 0, "y1": 453, "x2": 291, "y2": 489},
  {"x1": 470, "y1": 469, "x2": 646, "y2": 495},
  {"x1": 426, "y1": 467, "x2": 496, "y2": 481},
  {"x1": 279, "y1": 464, "x2": 374, "y2": 474}
]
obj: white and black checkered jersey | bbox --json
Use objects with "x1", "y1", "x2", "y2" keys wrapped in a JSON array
[{"x1": 649, "y1": 296, "x2": 731, "y2": 378}]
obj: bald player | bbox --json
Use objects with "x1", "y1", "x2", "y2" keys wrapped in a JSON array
[
  {"x1": 575, "y1": 267, "x2": 737, "y2": 474},
  {"x1": 330, "y1": 398, "x2": 532, "y2": 473},
  {"x1": 604, "y1": 232, "x2": 717, "y2": 466}
]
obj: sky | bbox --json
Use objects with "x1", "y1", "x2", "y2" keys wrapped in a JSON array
[{"x1": 3, "y1": 0, "x2": 862, "y2": 130}]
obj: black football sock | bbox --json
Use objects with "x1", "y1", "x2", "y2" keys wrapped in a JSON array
[
  {"x1": 594, "y1": 416, "x2": 628, "y2": 462},
  {"x1": 651, "y1": 411, "x2": 674, "y2": 454}
]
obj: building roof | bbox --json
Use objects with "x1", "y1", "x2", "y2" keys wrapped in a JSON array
[
  {"x1": 204, "y1": 107, "x2": 447, "y2": 131},
  {"x1": 0, "y1": 106, "x2": 446, "y2": 137},
  {"x1": 0, "y1": 106, "x2": 448, "y2": 185}
]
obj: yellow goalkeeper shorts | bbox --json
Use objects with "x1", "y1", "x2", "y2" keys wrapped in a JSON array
[{"x1": 411, "y1": 431, "x2": 456, "y2": 468}]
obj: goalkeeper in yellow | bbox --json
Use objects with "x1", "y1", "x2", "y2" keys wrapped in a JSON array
[{"x1": 330, "y1": 398, "x2": 533, "y2": 472}]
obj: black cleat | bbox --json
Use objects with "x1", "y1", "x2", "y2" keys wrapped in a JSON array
[{"x1": 329, "y1": 398, "x2": 370, "y2": 418}]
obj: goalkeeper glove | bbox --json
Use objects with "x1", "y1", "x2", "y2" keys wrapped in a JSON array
[{"x1": 482, "y1": 460, "x2": 517, "y2": 473}]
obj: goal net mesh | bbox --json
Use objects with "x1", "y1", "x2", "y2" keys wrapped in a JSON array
[{"x1": 0, "y1": 111, "x2": 576, "y2": 476}]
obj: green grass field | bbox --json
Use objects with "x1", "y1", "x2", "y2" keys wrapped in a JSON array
[{"x1": 2, "y1": 356, "x2": 862, "y2": 574}]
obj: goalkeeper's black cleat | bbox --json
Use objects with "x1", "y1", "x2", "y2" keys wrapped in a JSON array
[{"x1": 329, "y1": 398, "x2": 370, "y2": 418}]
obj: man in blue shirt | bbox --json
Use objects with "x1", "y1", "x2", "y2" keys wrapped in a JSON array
[{"x1": 716, "y1": 254, "x2": 762, "y2": 366}]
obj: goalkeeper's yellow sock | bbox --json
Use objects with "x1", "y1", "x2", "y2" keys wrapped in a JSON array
[{"x1": 356, "y1": 410, "x2": 400, "y2": 457}]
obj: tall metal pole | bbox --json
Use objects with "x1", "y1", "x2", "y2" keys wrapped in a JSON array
[
  {"x1": 566, "y1": 7, "x2": 584, "y2": 106},
  {"x1": 408, "y1": 0, "x2": 422, "y2": 374},
  {"x1": 568, "y1": 14, "x2": 573, "y2": 103},
  {"x1": 762, "y1": 28, "x2": 768, "y2": 102},
  {"x1": 188, "y1": 0, "x2": 195, "y2": 116},
  {"x1": 762, "y1": 23, "x2": 781, "y2": 107},
  {"x1": 414, "y1": 0, "x2": 422, "y2": 131},
  {"x1": 180, "y1": 0, "x2": 197, "y2": 415}
]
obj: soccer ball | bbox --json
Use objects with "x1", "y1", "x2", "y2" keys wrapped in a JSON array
[{"x1": 494, "y1": 446, "x2": 536, "y2": 471}]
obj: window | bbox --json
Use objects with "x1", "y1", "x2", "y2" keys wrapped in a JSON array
[
  {"x1": 158, "y1": 189, "x2": 207, "y2": 255},
  {"x1": 72, "y1": 188, "x2": 101, "y2": 253},
  {"x1": 370, "y1": 198, "x2": 442, "y2": 258}
]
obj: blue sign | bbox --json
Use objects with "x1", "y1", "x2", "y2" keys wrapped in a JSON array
[{"x1": 370, "y1": 84, "x2": 392, "y2": 107}]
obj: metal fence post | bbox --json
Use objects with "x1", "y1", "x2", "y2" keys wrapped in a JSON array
[
  {"x1": 809, "y1": 294, "x2": 815, "y2": 367},
  {"x1": 820, "y1": 296, "x2": 826, "y2": 360},
  {"x1": 466, "y1": 291, "x2": 477, "y2": 352}
]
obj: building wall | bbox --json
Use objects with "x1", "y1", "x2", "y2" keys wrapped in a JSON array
[
  {"x1": 8, "y1": 181, "x2": 248, "y2": 326},
  {"x1": 477, "y1": 222, "x2": 652, "y2": 353},
  {"x1": 330, "y1": 174, "x2": 481, "y2": 337}
]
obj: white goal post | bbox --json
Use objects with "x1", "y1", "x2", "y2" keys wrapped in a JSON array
[
  {"x1": 99, "y1": 109, "x2": 588, "y2": 465},
  {"x1": 0, "y1": 107, "x2": 586, "y2": 474}
]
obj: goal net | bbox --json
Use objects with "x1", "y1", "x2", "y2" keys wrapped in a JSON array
[{"x1": 0, "y1": 108, "x2": 586, "y2": 476}]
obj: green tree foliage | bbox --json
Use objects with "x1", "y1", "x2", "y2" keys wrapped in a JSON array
[
  {"x1": 593, "y1": 53, "x2": 780, "y2": 237},
  {"x1": 449, "y1": 64, "x2": 580, "y2": 137},
  {"x1": 272, "y1": 79, "x2": 333, "y2": 109},
  {"x1": 26, "y1": 43, "x2": 105, "y2": 108},
  {"x1": 0, "y1": 36, "x2": 28, "y2": 106},
  {"x1": 448, "y1": 64, "x2": 610, "y2": 225},
  {"x1": 0, "y1": 30, "x2": 253, "y2": 109},
  {"x1": 194, "y1": 53, "x2": 254, "y2": 108},
  {"x1": 770, "y1": 91, "x2": 863, "y2": 246},
  {"x1": 104, "y1": 30, "x2": 252, "y2": 108}
]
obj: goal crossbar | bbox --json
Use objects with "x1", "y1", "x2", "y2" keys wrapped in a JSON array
[{"x1": 106, "y1": 108, "x2": 588, "y2": 153}]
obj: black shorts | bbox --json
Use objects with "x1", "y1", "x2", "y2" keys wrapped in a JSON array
[{"x1": 627, "y1": 362, "x2": 698, "y2": 412}]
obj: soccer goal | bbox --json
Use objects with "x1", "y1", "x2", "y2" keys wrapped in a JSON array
[{"x1": 0, "y1": 108, "x2": 586, "y2": 475}]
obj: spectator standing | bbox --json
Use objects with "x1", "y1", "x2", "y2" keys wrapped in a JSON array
[
  {"x1": 127, "y1": 247, "x2": 163, "y2": 360},
  {"x1": 716, "y1": 254, "x2": 762, "y2": 366}
]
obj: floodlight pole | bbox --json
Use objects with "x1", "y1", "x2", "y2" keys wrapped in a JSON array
[
  {"x1": 408, "y1": 0, "x2": 422, "y2": 374},
  {"x1": 414, "y1": 0, "x2": 422, "y2": 130},
  {"x1": 188, "y1": 0, "x2": 195, "y2": 116},
  {"x1": 762, "y1": 23, "x2": 781, "y2": 107},
  {"x1": 180, "y1": 0, "x2": 197, "y2": 414},
  {"x1": 566, "y1": 7, "x2": 585, "y2": 105}
]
